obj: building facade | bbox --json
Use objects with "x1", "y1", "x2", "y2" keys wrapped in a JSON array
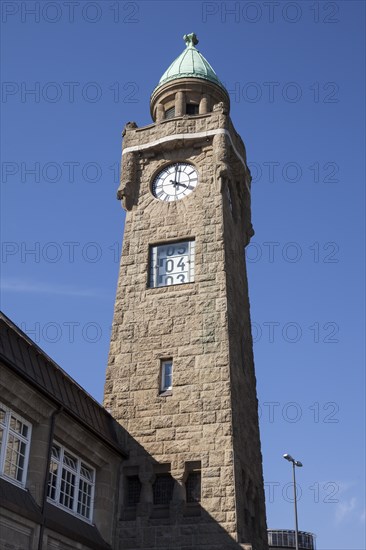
[
  {"x1": 104, "y1": 33, "x2": 268, "y2": 549},
  {"x1": 0, "y1": 312, "x2": 128, "y2": 550}
]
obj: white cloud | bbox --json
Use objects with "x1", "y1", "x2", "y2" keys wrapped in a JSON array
[
  {"x1": 360, "y1": 509, "x2": 366, "y2": 524},
  {"x1": 335, "y1": 497, "x2": 357, "y2": 524},
  {"x1": 1, "y1": 279, "x2": 105, "y2": 298}
]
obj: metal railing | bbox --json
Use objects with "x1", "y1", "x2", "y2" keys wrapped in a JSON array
[{"x1": 268, "y1": 529, "x2": 316, "y2": 549}]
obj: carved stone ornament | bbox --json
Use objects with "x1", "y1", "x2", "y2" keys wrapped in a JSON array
[
  {"x1": 122, "y1": 121, "x2": 138, "y2": 136},
  {"x1": 213, "y1": 101, "x2": 228, "y2": 114}
]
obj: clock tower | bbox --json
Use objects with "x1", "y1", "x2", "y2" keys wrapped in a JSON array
[{"x1": 104, "y1": 34, "x2": 268, "y2": 550}]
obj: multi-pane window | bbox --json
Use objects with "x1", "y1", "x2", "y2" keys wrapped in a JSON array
[
  {"x1": 126, "y1": 475, "x2": 142, "y2": 507},
  {"x1": 186, "y1": 471, "x2": 201, "y2": 503},
  {"x1": 160, "y1": 360, "x2": 173, "y2": 393},
  {"x1": 0, "y1": 403, "x2": 31, "y2": 486},
  {"x1": 149, "y1": 240, "x2": 195, "y2": 288},
  {"x1": 47, "y1": 442, "x2": 95, "y2": 521},
  {"x1": 153, "y1": 474, "x2": 174, "y2": 505}
]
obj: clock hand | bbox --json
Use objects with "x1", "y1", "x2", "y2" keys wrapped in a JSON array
[
  {"x1": 173, "y1": 167, "x2": 185, "y2": 188},
  {"x1": 175, "y1": 172, "x2": 187, "y2": 188},
  {"x1": 174, "y1": 164, "x2": 179, "y2": 190}
]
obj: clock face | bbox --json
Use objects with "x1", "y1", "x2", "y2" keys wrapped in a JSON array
[{"x1": 152, "y1": 163, "x2": 198, "y2": 201}]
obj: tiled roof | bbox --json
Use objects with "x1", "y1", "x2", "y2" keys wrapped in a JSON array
[
  {"x1": 0, "y1": 311, "x2": 127, "y2": 458},
  {"x1": 0, "y1": 477, "x2": 42, "y2": 523},
  {"x1": 0, "y1": 479, "x2": 110, "y2": 550},
  {"x1": 45, "y1": 503, "x2": 111, "y2": 550}
]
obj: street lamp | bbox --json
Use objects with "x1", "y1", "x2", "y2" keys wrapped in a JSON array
[{"x1": 283, "y1": 454, "x2": 303, "y2": 550}]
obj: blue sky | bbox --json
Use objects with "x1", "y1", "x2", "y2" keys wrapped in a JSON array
[{"x1": 1, "y1": 1, "x2": 365, "y2": 548}]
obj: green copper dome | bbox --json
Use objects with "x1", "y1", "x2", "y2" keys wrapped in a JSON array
[{"x1": 153, "y1": 33, "x2": 227, "y2": 93}]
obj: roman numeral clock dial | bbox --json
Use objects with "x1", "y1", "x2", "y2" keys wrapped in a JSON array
[{"x1": 152, "y1": 163, "x2": 198, "y2": 201}]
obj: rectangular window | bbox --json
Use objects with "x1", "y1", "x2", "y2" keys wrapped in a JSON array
[
  {"x1": 153, "y1": 474, "x2": 174, "y2": 505},
  {"x1": 0, "y1": 403, "x2": 32, "y2": 486},
  {"x1": 165, "y1": 106, "x2": 175, "y2": 119},
  {"x1": 186, "y1": 471, "x2": 201, "y2": 503},
  {"x1": 47, "y1": 442, "x2": 95, "y2": 522},
  {"x1": 126, "y1": 475, "x2": 141, "y2": 507},
  {"x1": 149, "y1": 240, "x2": 195, "y2": 288},
  {"x1": 186, "y1": 104, "x2": 199, "y2": 115},
  {"x1": 160, "y1": 360, "x2": 173, "y2": 393}
]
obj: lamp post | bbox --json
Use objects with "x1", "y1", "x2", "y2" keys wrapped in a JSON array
[{"x1": 283, "y1": 454, "x2": 303, "y2": 550}]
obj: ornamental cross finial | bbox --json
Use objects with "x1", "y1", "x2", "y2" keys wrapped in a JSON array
[{"x1": 183, "y1": 33, "x2": 198, "y2": 48}]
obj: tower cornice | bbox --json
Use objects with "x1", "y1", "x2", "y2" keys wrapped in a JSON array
[
  {"x1": 121, "y1": 112, "x2": 247, "y2": 171},
  {"x1": 121, "y1": 127, "x2": 249, "y2": 192}
]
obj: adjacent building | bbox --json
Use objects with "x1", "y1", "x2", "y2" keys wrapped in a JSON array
[{"x1": 0, "y1": 312, "x2": 128, "y2": 549}]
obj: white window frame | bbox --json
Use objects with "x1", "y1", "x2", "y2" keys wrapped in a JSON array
[
  {"x1": 160, "y1": 360, "x2": 173, "y2": 392},
  {"x1": 0, "y1": 402, "x2": 32, "y2": 488},
  {"x1": 149, "y1": 240, "x2": 195, "y2": 288},
  {"x1": 47, "y1": 441, "x2": 95, "y2": 523}
]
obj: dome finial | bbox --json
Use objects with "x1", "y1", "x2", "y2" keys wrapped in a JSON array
[{"x1": 183, "y1": 33, "x2": 198, "y2": 48}]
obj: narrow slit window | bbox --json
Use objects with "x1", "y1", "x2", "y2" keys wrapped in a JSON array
[
  {"x1": 153, "y1": 474, "x2": 174, "y2": 505},
  {"x1": 186, "y1": 471, "x2": 201, "y2": 503},
  {"x1": 126, "y1": 475, "x2": 142, "y2": 507},
  {"x1": 160, "y1": 360, "x2": 173, "y2": 393}
]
